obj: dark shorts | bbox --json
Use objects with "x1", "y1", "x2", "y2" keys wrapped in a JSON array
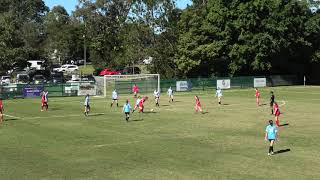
[
  {"x1": 268, "y1": 139, "x2": 275, "y2": 142},
  {"x1": 270, "y1": 102, "x2": 274, "y2": 107},
  {"x1": 112, "y1": 99, "x2": 118, "y2": 101},
  {"x1": 85, "y1": 105, "x2": 90, "y2": 108},
  {"x1": 125, "y1": 112, "x2": 130, "y2": 115}
]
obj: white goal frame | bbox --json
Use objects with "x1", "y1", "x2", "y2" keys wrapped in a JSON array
[{"x1": 103, "y1": 74, "x2": 160, "y2": 97}]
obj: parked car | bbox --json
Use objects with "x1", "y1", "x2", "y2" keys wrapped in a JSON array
[
  {"x1": 75, "y1": 59, "x2": 85, "y2": 66},
  {"x1": 81, "y1": 75, "x2": 96, "y2": 83},
  {"x1": 16, "y1": 74, "x2": 29, "y2": 83},
  {"x1": 121, "y1": 67, "x2": 141, "y2": 75},
  {"x1": 99, "y1": 68, "x2": 121, "y2": 76},
  {"x1": 51, "y1": 64, "x2": 61, "y2": 72},
  {"x1": 0, "y1": 76, "x2": 11, "y2": 85},
  {"x1": 27, "y1": 60, "x2": 45, "y2": 70},
  {"x1": 32, "y1": 74, "x2": 46, "y2": 84},
  {"x1": 57, "y1": 64, "x2": 79, "y2": 73},
  {"x1": 50, "y1": 72, "x2": 64, "y2": 84}
]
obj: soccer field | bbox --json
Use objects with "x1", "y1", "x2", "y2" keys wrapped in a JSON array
[{"x1": 1, "y1": 86, "x2": 320, "y2": 179}]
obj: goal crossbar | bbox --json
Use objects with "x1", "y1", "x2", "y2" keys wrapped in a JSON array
[{"x1": 103, "y1": 74, "x2": 160, "y2": 97}]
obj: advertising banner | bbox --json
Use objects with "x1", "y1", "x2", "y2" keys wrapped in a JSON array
[
  {"x1": 217, "y1": 79, "x2": 231, "y2": 89},
  {"x1": 23, "y1": 85, "x2": 44, "y2": 97},
  {"x1": 176, "y1": 81, "x2": 191, "y2": 91},
  {"x1": 254, "y1": 78, "x2": 267, "y2": 87},
  {"x1": 78, "y1": 84, "x2": 96, "y2": 96}
]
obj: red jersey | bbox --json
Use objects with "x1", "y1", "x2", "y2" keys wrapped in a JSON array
[
  {"x1": 195, "y1": 96, "x2": 201, "y2": 106},
  {"x1": 139, "y1": 98, "x2": 145, "y2": 107},
  {"x1": 0, "y1": 100, "x2": 3, "y2": 109},
  {"x1": 255, "y1": 89, "x2": 260, "y2": 97},
  {"x1": 273, "y1": 103, "x2": 280, "y2": 116},
  {"x1": 132, "y1": 85, "x2": 138, "y2": 93}
]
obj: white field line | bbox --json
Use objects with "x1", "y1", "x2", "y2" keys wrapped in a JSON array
[
  {"x1": 3, "y1": 114, "x2": 22, "y2": 119},
  {"x1": 21, "y1": 113, "x2": 106, "y2": 120},
  {"x1": 94, "y1": 140, "x2": 142, "y2": 148},
  {"x1": 93, "y1": 135, "x2": 203, "y2": 148}
]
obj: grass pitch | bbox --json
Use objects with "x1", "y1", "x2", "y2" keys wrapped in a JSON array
[{"x1": 0, "y1": 86, "x2": 320, "y2": 179}]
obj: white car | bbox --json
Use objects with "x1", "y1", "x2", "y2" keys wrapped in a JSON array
[
  {"x1": 1, "y1": 76, "x2": 11, "y2": 85},
  {"x1": 57, "y1": 64, "x2": 79, "y2": 72}
]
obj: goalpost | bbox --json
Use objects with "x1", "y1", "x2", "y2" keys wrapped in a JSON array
[{"x1": 103, "y1": 74, "x2": 160, "y2": 97}]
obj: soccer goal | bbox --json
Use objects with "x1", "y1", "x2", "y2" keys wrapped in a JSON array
[{"x1": 102, "y1": 74, "x2": 160, "y2": 97}]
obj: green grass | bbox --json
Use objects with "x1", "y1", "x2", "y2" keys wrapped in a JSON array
[{"x1": 1, "y1": 86, "x2": 320, "y2": 179}]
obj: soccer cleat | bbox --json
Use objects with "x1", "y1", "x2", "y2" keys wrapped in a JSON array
[
  {"x1": 271, "y1": 152, "x2": 274, "y2": 155},
  {"x1": 268, "y1": 153, "x2": 271, "y2": 156}
]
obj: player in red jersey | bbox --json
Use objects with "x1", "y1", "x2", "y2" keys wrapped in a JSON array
[
  {"x1": 273, "y1": 102, "x2": 280, "y2": 127},
  {"x1": 41, "y1": 90, "x2": 49, "y2": 112},
  {"x1": 138, "y1": 96, "x2": 148, "y2": 113},
  {"x1": 0, "y1": 98, "x2": 4, "y2": 123},
  {"x1": 132, "y1": 83, "x2": 139, "y2": 98},
  {"x1": 255, "y1": 88, "x2": 260, "y2": 106},
  {"x1": 194, "y1": 95, "x2": 203, "y2": 113}
]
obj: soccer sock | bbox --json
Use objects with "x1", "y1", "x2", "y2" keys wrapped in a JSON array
[
  {"x1": 117, "y1": 103, "x2": 118, "y2": 107},
  {"x1": 219, "y1": 101, "x2": 221, "y2": 105},
  {"x1": 269, "y1": 146, "x2": 272, "y2": 153},
  {"x1": 111, "y1": 103, "x2": 113, "y2": 107},
  {"x1": 271, "y1": 146, "x2": 274, "y2": 152}
]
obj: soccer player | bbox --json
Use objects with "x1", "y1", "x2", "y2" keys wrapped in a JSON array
[
  {"x1": 265, "y1": 120, "x2": 278, "y2": 156},
  {"x1": 0, "y1": 98, "x2": 4, "y2": 123},
  {"x1": 273, "y1": 102, "x2": 280, "y2": 127},
  {"x1": 153, "y1": 89, "x2": 160, "y2": 106},
  {"x1": 41, "y1": 90, "x2": 49, "y2": 112},
  {"x1": 111, "y1": 89, "x2": 119, "y2": 107},
  {"x1": 132, "y1": 83, "x2": 139, "y2": 98},
  {"x1": 132, "y1": 96, "x2": 141, "y2": 113},
  {"x1": 255, "y1": 88, "x2": 260, "y2": 106},
  {"x1": 84, "y1": 94, "x2": 90, "y2": 116},
  {"x1": 270, "y1": 91, "x2": 275, "y2": 115},
  {"x1": 194, "y1": 95, "x2": 203, "y2": 113},
  {"x1": 215, "y1": 87, "x2": 223, "y2": 105},
  {"x1": 138, "y1": 96, "x2": 148, "y2": 113},
  {"x1": 123, "y1": 100, "x2": 131, "y2": 122},
  {"x1": 167, "y1": 87, "x2": 174, "y2": 103}
]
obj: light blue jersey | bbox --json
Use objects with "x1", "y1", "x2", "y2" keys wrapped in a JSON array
[
  {"x1": 123, "y1": 103, "x2": 131, "y2": 113},
  {"x1": 84, "y1": 96, "x2": 90, "y2": 106},
  {"x1": 112, "y1": 90, "x2": 118, "y2": 99},
  {"x1": 266, "y1": 125, "x2": 277, "y2": 140}
]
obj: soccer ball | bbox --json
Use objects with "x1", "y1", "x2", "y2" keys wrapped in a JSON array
[{"x1": 150, "y1": 109, "x2": 154, "y2": 112}]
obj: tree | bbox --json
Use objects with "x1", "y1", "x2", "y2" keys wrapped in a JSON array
[
  {"x1": 176, "y1": 0, "x2": 320, "y2": 77},
  {"x1": 0, "y1": 0, "x2": 48, "y2": 73}
]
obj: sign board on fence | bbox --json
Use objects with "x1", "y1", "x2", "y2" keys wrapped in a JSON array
[
  {"x1": 254, "y1": 78, "x2": 267, "y2": 87},
  {"x1": 217, "y1": 79, "x2": 231, "y2": 89},
  {"x1": 176, "y1": 81, "x2": 191, "y2": 91},
  {"x1": 78, "y1": 84, "x2": 97, "y2": 96},
  {"x1": 23, "y1": 85, "x2": 44, "y2": 97}
]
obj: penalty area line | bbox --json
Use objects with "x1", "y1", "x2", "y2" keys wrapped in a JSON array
[
  {"x1": 94, "y1": 140, "x2": 141, "y2": 148},
  {"x1": 3, "y1": 114, "x2": 22, "y2": 119},
  {"x1": 24, "y1": 113, "x2": 106, "y2": 120}
]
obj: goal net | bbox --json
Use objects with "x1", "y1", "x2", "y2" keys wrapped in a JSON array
[{"x1": 102, "y1": 74, "x2": 160, "y2": 97}]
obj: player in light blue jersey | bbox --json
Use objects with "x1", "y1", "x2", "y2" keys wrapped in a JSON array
[
  {"x1": 84, "y1": 94, "x2": 90, "y2": 116},
  {"x1": 265, "y1": 120, "x2": 278, "y2": 155},
  {"x1": 153, "y1": 89, "x2": 160, "y2": 106},
  {"x1": 215, "y1": 88, "x2": 223, "y2": 105},
  {"x1": 123, "y1": 100, "x2": 132, "y2": 122},
  {"x1": 167, "y1": 87, "x2": 174, "y2": 103},
  {"x1": 111, "y1": 89, "x2": 119, "y2": 107}
]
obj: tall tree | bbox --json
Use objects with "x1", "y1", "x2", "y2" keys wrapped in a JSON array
[{"x1": 0, "y1": 0, "x2": 48, "y2": 72}]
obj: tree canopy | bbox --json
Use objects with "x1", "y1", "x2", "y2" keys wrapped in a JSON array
[{"x1": 0, "y1": 0, "x2": 319, "y2": 78}]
